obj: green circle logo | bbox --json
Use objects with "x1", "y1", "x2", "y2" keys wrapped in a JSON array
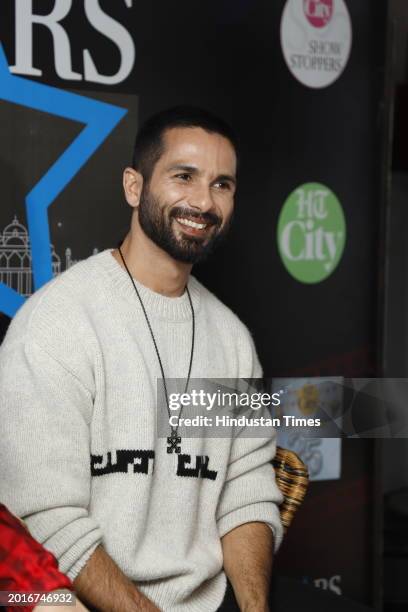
[{"x1": 277, "y1": 182, "x2": 346, "y2": 283}]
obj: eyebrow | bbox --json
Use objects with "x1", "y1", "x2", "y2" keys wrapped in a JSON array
[{"x1": 167, "y1": 164, "x2": 236, "y2": 185}]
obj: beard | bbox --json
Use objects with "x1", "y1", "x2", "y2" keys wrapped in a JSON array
[{"x1": 137, "y1": 185, "x2": 232, "y2": 264}]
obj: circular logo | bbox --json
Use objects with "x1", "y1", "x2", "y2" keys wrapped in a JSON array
[
  {"x1": 280, "y1": 0, "x2": 352, "y2": 88},
  {"x1": 277, "y1": 182, "x2": 346, "y2": 284},
  {"x1": 303, "y1": 0, "x2": 333, "y2": 28}
]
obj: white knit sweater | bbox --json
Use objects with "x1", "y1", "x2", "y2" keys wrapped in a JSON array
[{"x1": 0, "y1": 248, "x2": 283, "y2": 612}]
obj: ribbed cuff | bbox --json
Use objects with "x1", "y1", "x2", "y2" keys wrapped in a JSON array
[
  {"x1": 64, "y1": 539, "x2": 101, "y2": 581},
  {"x1": 25, "y1": 511, "x2": 103, "y2": 581},
  {"x1": 217, "y1": 501, "x2": 284, "y2": 552}
]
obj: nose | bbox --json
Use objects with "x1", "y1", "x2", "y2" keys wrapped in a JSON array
[{"x1": 189, "y1": 183, "x2": 215, "y2": 214}]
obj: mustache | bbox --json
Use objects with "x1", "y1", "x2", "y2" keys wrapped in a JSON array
[{"x1": 169, "y1": 206, "x2": 221, "y2": 227}]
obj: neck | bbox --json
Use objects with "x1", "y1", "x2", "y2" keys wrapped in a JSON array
[{"x1": 112, "y1": 224, "x2": 192, "y2": 298}]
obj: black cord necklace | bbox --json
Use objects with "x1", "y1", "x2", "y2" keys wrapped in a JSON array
[{"x1": 118, "y1": 246, "x2": 195, "y2": 454}]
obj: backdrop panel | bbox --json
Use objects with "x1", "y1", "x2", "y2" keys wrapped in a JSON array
[{"x1": 0, "y1": 1, "x2": 387, "y2": 608}]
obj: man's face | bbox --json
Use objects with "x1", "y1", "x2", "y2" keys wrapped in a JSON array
[{"x1": 137, "y1": 127, "x2": 237, "y2": 264}]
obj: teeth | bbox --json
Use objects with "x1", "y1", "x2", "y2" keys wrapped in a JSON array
[{"x1": 176, "y1": 217, "x2": 207, "y2": 230}]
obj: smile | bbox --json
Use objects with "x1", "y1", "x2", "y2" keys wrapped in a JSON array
[{"x1": 175, "y1": 217, "x2": 208, "y2": 230}]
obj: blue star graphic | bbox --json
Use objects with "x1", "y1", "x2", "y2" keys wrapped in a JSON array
[{"x1": 0, "y1": 44, "x2": 127, "y2": 317}]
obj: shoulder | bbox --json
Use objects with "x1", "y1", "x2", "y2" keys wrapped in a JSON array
[
  {"x1": 190, "y1": 275, "x2": 257, "y2": 352},
  {"x1": 191, "y1": 276, "x2": 262, "y2": 377},
  {"x1": 2, "y1": 251, "x2": 105, "y2": 350}
]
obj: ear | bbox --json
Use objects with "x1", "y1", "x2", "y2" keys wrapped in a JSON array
[{"x1": 123, "y1": 167, "x2": 143, "y2": 208}]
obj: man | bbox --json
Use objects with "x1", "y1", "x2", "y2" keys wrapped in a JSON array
[{"x1": 0, "y1": 107, "x2": 283, "y2": 612}]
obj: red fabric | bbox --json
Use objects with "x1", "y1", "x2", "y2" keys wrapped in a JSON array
[{"x1": 0, "y1": 503, "x2": 73, "y2": 611}]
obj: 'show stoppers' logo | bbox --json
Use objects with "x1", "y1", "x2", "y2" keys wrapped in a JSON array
[{"x1": 281, "y1": 0, "x2": 352, "y2": 89}]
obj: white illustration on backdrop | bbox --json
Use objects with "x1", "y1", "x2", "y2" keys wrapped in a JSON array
[{"x1": 0, "y1": 215, "x2": 98, "y2": 296}]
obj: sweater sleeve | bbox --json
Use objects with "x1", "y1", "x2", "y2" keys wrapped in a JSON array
[
  {"x1": 216, "y1": 329, "x2": 284, "y2": 551},
  {"x1": 0, "y1": 336, "x2": 103, "y2": 581}
]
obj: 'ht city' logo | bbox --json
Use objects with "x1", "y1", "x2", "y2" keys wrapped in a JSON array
[
  {"x1": 303, "y1": 0, "x2": 333, "y2": 28},
  {"x1": 10, "y1": 0, "x2": 135, "y2": 85},
  {"x1": 277, "y1": 182, "x2": 346, "y2": 284}
]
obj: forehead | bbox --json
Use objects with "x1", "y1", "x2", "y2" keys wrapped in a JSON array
[{"x1": 158, "y1": 126, "x2": 237, "y2": 173}]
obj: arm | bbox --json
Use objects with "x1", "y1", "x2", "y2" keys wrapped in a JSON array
[
  {"x1": 216, "y1": 433, "x2": 283, "y2": 542},
  {"x1": 216, "y1": 330, "x2": 283, "y2": 610},
  {"x1": 217, "y1": 429, "x2": 280, "y2": 612},
  {"x1": 73, "y1": 545, "x2": 160, "y2": 612},
  {"x1": 222, "y1": 522, "x2": 273, "y2": 612},
  {"x1": 0, "y1": 336, "x2": 102, "y2": 578},
  {"x1": 0, "y1": 327, "x2": 160, "y2": 612}
]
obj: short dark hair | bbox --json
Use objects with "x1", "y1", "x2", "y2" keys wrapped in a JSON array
[{"x1": 131, "y1": 106, "x2": 239, "y2": 182}]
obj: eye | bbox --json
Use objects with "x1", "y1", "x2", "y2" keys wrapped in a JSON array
[
  {"x1": 213, "y1": 181, "x2": 231, "y2": 190},
  {"x1": 175, "y1": 173, "x2": 192, "y2": 181}
]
